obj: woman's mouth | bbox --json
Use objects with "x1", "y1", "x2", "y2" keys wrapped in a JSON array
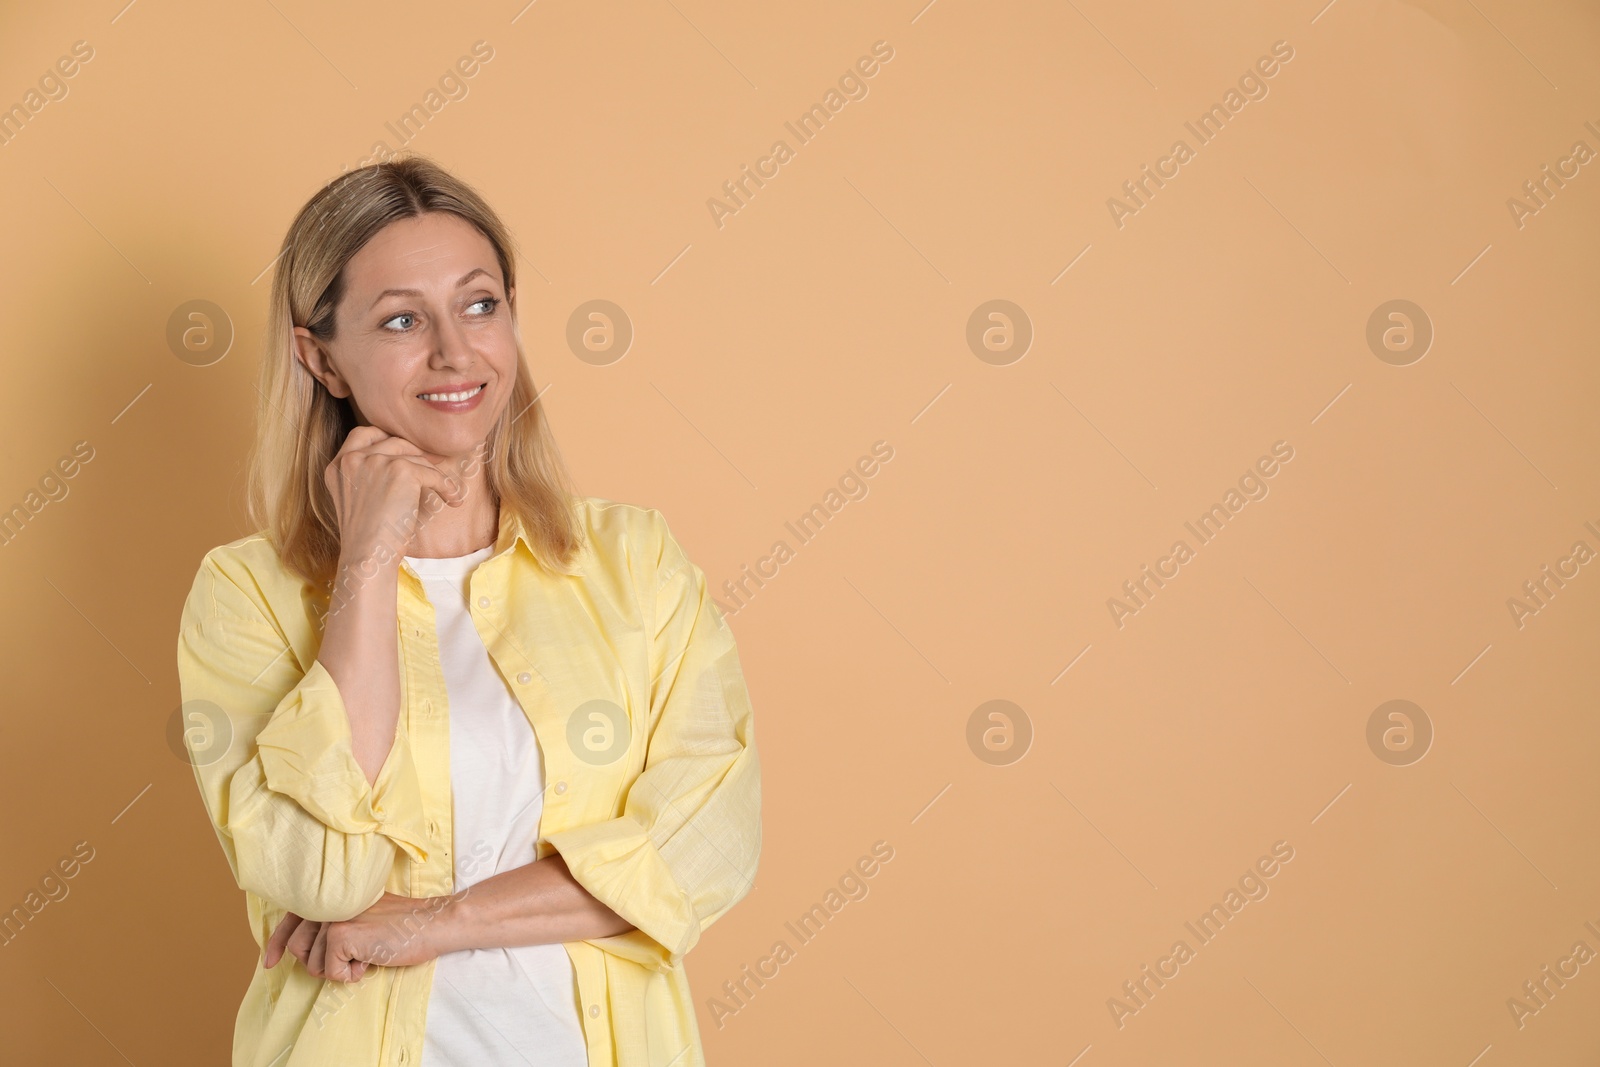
[{"x1": 417, "y1": 382, "x2": 487, "y2": 411}]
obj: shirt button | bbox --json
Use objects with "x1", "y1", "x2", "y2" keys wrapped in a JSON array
[
  {"x1": 477, "y1": 596, "x2": 491, "y2": 609},
  {"x1": 517, "y1": 672, "x2": 532, "y2": 685},
  {"x1": 588, "y1": 1004, "x2": 600, "y2": 1018},
  {"x1": 372, "y1": 803, "x2": 385, "y2": 817},
  {"x1": 413, "y1": 628, "x2": 422, "y2": 637},
  {"x1": 554, "y1": 781, "x2": 567, "y2": 794}
]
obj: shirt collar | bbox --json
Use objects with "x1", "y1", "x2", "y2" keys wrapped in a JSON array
[
  {"x1": 493, "y1": 501, "x2": 524, "y2": 557},
  {"x1": 394, "y1": 501, "x2": 585, "y2": 586},
  {"x1": 493, "y1": 500, "x2": 587, "y2": 577}
]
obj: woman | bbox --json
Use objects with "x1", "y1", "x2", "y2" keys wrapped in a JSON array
[{"x1": 175, "y1": 156, "x2": 761, "y2": 1067}]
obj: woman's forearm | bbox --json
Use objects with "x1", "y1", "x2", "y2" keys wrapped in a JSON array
[
  {"x1": 436, "y1": 852, "x2": 636, "y2": 951},
  {"x1": 318, "y1": 546, "x2": 402, "y2": 786}
]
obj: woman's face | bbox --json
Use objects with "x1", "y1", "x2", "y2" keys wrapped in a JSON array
[{"x1": 293, "y1": 211, "x2": 518, "y2": 462}]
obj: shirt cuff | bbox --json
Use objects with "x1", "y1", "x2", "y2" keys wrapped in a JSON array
[
  {"x1": 254, "y1": 659, "x2": 430, "y2": 864},
  {"x1": 545, "y1": 814, "x2": 697, "y2": 970}
]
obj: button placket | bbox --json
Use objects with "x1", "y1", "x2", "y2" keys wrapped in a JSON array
[{"x1": 400, "y1": 589, "x2": 452, "y2": 899}]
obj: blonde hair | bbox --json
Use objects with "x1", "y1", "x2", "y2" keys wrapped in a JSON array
[{"x1": 246, "y1": 155, "x2": 581, "y2": 586}]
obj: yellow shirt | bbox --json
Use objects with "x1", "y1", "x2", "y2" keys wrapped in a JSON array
[{"x1": 175, "y1": 495, "x2": 762, "y2": 1067}]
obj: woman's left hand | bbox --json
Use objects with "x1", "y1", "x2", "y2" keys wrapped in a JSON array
[
  {"x1": 268, "y1": 893, "x2": 454, "y2": 982},
  {"x1": 323, "y1": 892, "x2": 455, "y2": 981}
]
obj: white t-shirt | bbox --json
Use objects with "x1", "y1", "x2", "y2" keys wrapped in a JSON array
[{"x1": 406, "y1": 546, "x2": 589, "y2": 1067}]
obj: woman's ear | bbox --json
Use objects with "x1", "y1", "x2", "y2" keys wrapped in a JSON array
[{"x1": 292, "y1": 326, "x2": 352, "y2": 399}]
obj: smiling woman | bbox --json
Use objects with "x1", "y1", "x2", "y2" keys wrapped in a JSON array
[{"x1": 175, "y1": 156, "x2": 762, "y2": 1067}]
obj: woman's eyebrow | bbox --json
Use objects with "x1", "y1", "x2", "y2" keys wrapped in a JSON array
[{"x1": 369, "y1": 267, "x2": 494, "y2": 309}]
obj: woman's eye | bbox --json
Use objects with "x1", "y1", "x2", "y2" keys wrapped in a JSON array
[{"x1": 380, "y1": 298, "x2": 495, "y2": 331}]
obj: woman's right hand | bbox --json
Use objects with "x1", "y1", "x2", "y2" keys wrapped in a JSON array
[{"x1": 323, "y1": 425, "x2": 467, "y2": 562}]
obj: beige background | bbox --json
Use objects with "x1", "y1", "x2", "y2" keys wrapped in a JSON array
[{"x1": 2, "y1": 0, "x2": 1598, "y2": 1064}]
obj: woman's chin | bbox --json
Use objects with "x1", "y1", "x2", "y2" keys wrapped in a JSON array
[{"x1": 402, "y1": 427, "x2": 488, "y2": 461}]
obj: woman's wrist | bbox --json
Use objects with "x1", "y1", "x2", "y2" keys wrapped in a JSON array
[
  {"x1": 428, "y1": 889, "x2": 476, "y2": 957},
  {"x1": 326, "y1": 545, "x2": 401, "y2": 623},
  {"x1": 335, "y1": 540, "x2": 404, "y2": 583}
]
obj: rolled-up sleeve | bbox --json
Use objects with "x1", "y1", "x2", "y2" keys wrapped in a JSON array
[
  {"x1": 545, "y1": 516, "x2": 762, "y2": 971},
  {"x1": 176, "y1": 552, "x2": 430, "y2": 924}
]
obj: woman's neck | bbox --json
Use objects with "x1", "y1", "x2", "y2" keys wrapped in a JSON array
[{"x1": 406, "y1": 468, "x2": 499, "y2": 558}]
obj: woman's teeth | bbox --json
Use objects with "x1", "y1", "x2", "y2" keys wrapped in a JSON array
[{"x1": 419, "y1": 384, "x2": 484, "y2": 402}]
